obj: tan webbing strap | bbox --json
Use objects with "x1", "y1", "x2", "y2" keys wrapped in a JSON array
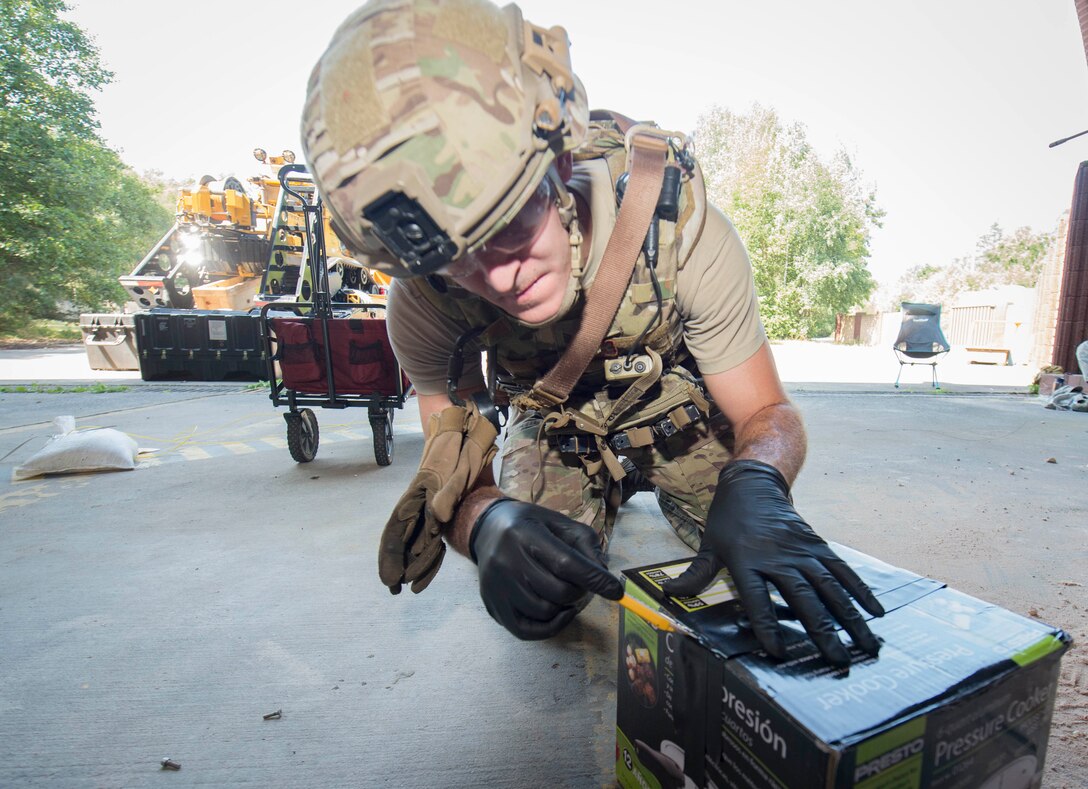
[
  {"x1": 602, "y1": 348, "x2": 663, "y2": 431},
  {"x1": 589, "y1": 109, "x2": 639, "y2": 132},
  {"x1": 532, "y1": 132, "x2": 669, "y2": 406},
  {"x1": 622, "y1": 425, "x2": 655, "y2": 448}
]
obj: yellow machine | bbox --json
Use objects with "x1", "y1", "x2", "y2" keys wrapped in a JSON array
[
  {"x1": 119, "y1": 148, "x2": 389, "y2": 312},
  {"x1": 88, "y1": 149, "x2": 387, "y2": 376},
  {"x1": 120, "y1": 160, "x2": 276, "y2": 310}
]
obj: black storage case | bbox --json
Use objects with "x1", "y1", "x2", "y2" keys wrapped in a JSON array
[{"x1": 135, "y1": 309, "x2": 268, "y2": 381}]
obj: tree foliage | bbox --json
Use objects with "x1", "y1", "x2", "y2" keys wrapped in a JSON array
[
  {"x1": 694, "y1": 104, "x2": 883, "y2": 339},
  {"x1": 0, "y1": 0, "x2": 172, "y2": 330},
  {"x1": 890, "y1": 222, "x2": 1056, "y2": 308}
]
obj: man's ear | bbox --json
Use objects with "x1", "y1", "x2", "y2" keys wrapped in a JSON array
[{"x1": 556, "y1": 152, "x2": 573, "y2": 183}]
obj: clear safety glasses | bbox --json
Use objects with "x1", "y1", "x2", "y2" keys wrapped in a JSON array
[{"x1": 443, "y1": 177, "x2": 555, "y2": 278}]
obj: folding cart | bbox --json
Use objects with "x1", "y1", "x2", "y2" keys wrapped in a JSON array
[{"x1": 260, "y1": 164, "x2": 409, "y2": 465}]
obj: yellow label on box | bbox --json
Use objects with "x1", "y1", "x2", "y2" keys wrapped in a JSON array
[{"x1": 637, "y1": 562, "x2": 740, "y2": 613}]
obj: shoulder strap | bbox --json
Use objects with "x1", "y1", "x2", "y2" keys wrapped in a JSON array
[
  {"x1": 523, "y1": 128, "x2": 669, "y2": 408},
  {"x1": 588, "y1": 109, "x2": 638, "y2": 132}
]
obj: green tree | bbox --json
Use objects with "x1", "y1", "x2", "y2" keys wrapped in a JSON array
[
  {"x1": 889, "y1": 260, "x2": 963, "y2": 309},
  {"x1": 972, "y1": 223, "x2": 1054, "y2": 289},
  {"x1": 694, "y1": 104, "x2": 883, "y2": 339},
  {"x1": 0, "y1": 0, "x2": 172, "y2": 330},
  {"x1": 891, "y1": 222, "x2": 1057, "y2": 307}
]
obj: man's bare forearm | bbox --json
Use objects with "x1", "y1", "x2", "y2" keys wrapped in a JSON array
[
  {"x1": 445, "y1": 484, "x2": 504, "y2": 556},
  {"x1": 731, "y1": 401, "x2": 807, "y2": 486}
]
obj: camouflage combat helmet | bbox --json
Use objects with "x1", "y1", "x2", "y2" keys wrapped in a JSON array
[{"x1": 300, "y1": 0, "x2": 589, "y2": 278}]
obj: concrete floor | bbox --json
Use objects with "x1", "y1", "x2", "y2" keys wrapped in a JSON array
[{"x1": 0, "y1": 350, "x2": 1085, "y2": 787}]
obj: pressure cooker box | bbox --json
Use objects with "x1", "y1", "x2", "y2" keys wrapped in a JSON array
[{"x1": 616, "y1": 544, "x2": 1071, "y2": 789}]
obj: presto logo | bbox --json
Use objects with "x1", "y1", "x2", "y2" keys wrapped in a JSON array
[{"x1": 854, "y1": 738, "x2": 925, "y2": 782}]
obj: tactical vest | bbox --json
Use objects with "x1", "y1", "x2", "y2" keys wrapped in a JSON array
[{"x1": 404, "y1": 113, "x2": 710, "y2": 441}]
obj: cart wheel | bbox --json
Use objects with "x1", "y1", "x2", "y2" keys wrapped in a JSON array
[
  {"x1": 371, "y1": 410, "x2": 393, "y2": 466},
  {"x1": 286, "y1": 408, "x2": 320, "y2": 463}
]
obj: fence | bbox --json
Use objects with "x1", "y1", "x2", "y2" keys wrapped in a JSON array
[
  {"x1": 834, "y1": 312, "x2": 883, "y2": 345},
  {"x1": 943, "y1": 306, "x2": 1001, "y2": 347}
]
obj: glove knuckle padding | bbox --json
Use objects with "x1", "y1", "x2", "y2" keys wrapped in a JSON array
[
  {"x1": 423, "y1": 408, "x2": 497, "y2": 522},
  {"x1": 379, "y1": 404, "x2": 500, "y2": 594}
]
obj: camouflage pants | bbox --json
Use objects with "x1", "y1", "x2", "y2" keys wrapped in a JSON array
[{"x1": 497, "y1": 407, "x2": 735, "y2": 552}]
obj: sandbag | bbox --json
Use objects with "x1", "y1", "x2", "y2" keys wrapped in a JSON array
[{"x1": 14, "y1": 416, "x2": 139, "y2": 480}]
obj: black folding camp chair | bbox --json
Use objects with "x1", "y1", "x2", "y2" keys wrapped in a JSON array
[{"x1": 893, "y1": 302, "x2": 951, "y2": 389}]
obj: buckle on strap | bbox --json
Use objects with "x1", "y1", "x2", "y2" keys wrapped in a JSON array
[
  {"x1": 608, "y1": 425, "x2": 654, "y2": 452},
  {"x1": 560, "y1": 404, "x2": 706, "y2": 456},
  {"x1": 623, "y1": 404, "x2": 704, "y2": 447},
  {"x1": 624, "y1": 124, "x2": 675, "y2": 156},
  {"x1": 654, "y1": 403, "x2": 702, "y2": 438},
  {"x1": 555, "y1": 434, "x2": 596, "y2": 456},
  {"x1": 610, "y1": 432, "x2": 632, "y2": 451}
]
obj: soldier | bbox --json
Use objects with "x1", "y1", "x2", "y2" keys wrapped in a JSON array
[{"x1": 301, "y1": 0, "x2": 883, "y2": 667}]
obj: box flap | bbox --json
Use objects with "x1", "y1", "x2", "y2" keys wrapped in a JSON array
[
  {"x1": 623, "y1": 542, "x2": 941, "y2": 661},
  {"x1": 726, "y1": 587, "x2": 1070, "y2": 744}
]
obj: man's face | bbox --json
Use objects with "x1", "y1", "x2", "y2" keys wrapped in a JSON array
[{"x1": 444, "y1": 181, "x2": 572, "y2": 325}]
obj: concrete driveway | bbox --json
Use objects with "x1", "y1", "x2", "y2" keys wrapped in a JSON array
[{"x1": 0, "y1": 345, "x2": 1084, "y2": 787}]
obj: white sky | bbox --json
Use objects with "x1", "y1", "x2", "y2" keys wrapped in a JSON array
[{"x1": 65, "y1": 0, "x2": 1088, "y2": 289}]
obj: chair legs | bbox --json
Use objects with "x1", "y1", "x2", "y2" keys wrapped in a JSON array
[{"x1": 894, "y1": 360, "x2": 941, "y2": 389}]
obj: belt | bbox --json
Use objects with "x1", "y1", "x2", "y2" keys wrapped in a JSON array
[{"x1": 553, "y1": 403, "x2": 704, "y2": 455}]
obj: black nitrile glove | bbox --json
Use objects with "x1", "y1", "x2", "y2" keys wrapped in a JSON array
[
  {"x1": 661, "y1": 460, "x2": 884, "y2": 667},
  {"x1": 469, "y1": 498, "x2": 624, "y2": 640}
]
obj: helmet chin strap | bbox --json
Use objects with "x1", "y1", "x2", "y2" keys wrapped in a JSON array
[{"x1": 511, "y1": 170, "x2": 584, "y2": 329}]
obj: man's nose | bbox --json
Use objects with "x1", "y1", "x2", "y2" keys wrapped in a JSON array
[{"x1": 478, "y1": 256, "x2": 521, "y2": 295}]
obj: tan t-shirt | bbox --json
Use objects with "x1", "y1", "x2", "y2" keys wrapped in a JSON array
[{"x1": 387, "y1": 162, "x2": 766, "y2": 396}]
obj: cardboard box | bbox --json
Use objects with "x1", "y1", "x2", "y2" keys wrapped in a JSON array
[
  {"x1": 616, "y1": 545, "x2": 1071, "y2": 789},
  {"x1": 192, "y1": 275, "x2": 260, "y2": 311}
]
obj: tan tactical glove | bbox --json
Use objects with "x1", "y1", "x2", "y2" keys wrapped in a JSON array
[{"x1": 378, "y1": 403, "x2": 499, "y2": 594}]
